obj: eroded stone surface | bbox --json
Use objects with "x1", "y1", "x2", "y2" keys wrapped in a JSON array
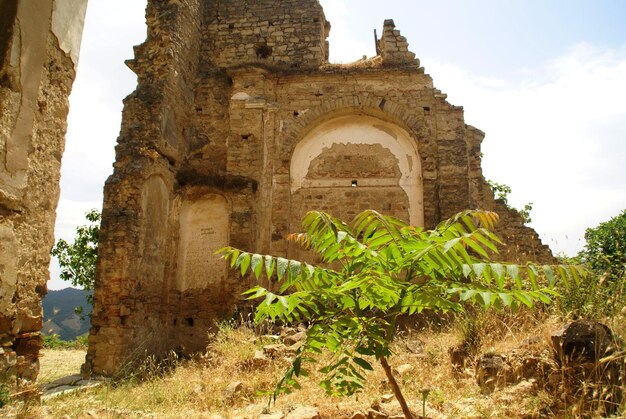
[
  {"x1": 0, "y1": 0, "x2": 87, "y2": 384},
  {"x1": 86, "y1": 0, "x2": 555, "y2": 376}
]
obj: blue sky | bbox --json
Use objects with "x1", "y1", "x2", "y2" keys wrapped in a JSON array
[
  {"x1": 323, "y1": 0, "x2": 626, "y2": 75},
  {"x1": 49, "y1": 0, "x2": 626, "y2": 289}
]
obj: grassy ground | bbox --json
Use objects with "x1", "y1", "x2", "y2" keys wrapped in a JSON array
[
  {"x1": 20, "y1": 311, "x2": 620, "y2": 418},
  {"x1": 37, "y1": 349, "x2": 86, "y2": 385},
  {"x1": 0, "y1": 310, "x2": 620, "y2": 418}
]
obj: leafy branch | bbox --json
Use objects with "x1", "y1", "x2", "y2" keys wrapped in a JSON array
[
  {"x1": 51, "y1": 209, "x2": 100, "y2": 308},
  {"x1": 219, "y1": 209, "x2": 584, "y2": 418}
]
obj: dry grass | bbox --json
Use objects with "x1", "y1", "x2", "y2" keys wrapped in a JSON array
[
  {"x1": 37, "y1": 349, "x2": 87, "y2": 385},
  {"x1": 8, "y1": 312, "x2": 623, "y2": 418}
]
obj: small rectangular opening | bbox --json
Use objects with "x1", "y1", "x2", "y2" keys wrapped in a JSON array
[{"x1": 351, "y1": 180, "x2": 358, "y2": 187}]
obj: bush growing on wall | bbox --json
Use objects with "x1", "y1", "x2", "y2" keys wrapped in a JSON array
[{"x1": 487, "y1": 179, "x2": 533, "y2": 224}]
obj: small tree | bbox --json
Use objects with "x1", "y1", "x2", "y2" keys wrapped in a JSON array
[
  {"x1": 579, "y1": 209, "x2": 626, "y2": 281},
  {"x1": 556, "y1": 209, "x2": 626, "y2": 318},
  {"x1": 220, "y1": 210, "x2": 582, "y2": 417},
  {"x1": 51, "y1": 209, "x2": 100, "y2": 308}
]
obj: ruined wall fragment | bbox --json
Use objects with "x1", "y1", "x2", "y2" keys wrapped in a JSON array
[
  {"x1": 87, "y1": 0, "x2": 553, "y2": 376},
  {"x1": 0, "y1": 0, "x2": 87, "y2": 383},
  {"x1": 84, "y1": 0, "x2": 206, "y2": 375}
]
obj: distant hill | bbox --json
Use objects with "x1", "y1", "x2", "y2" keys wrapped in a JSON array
[{"x1": 42, "y1": 288, "x2": 92, "y2": 341}]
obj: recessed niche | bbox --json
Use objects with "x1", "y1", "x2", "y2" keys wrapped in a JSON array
[{"x1": 177, "y1": 194, "x2": 229, "y2": 291}]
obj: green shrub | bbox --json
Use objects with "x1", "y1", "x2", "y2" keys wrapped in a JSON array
[
  {"x1": 0, "y1": 382, "x2": 9, "y2": 408},
  {"x1": 76, "y1": 333, "x2": 89, "y2": 349},
  {"x1": 486, "y1": 179, "x2": 533, "y2": 223},
  {"x1": 579, "y1": 209, "x2": 626, "y2": 281},
  {"x1": 42, "y1": 333, "x2": 88, "y2": 350},
  {"x1": 556, "y1": 271, "x2": 625, "y2": 318},
  {"x1": 556, "y1": 210, "x2": 626, "y2": 318}
]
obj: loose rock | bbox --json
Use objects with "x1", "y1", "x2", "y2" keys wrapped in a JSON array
[
  {"x1": 394, "y1": 363, "x2": 414, "y2": 376},
  {"x1": 381, "y1": 394, "x2": 395, "y2": 403},
  {"x1": 475, "y1": 353, "x2": 511, "y2": 392},
  {"x1": 283, "y1": 331, "x2": 307, "y2": 346},
  {"x1": 223, "y1": 381, "x2": 243, "y2": 399},
  {"x1": 285, "y1": 406, "x2": 321, "y2": 419},
  {"x1": 367, "y1": 408, "x2": 388, "y2": 419},
  {"x1": 551, "y1": 319, "x2": 615, "y2": 364}
]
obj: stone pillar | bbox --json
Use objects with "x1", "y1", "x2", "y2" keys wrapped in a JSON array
[
  {"x1": 0, "y1": 0, "x2": 88, "y2": 384},
  {"x1": 378, "y1": 19, "x2": 419, "y2": 66}
]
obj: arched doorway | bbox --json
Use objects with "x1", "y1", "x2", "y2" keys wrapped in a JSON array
[{"x1": 290, "y1": 115, "x2": 424, "y2": 232}]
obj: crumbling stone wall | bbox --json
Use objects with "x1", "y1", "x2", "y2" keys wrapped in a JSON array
[
  {"x1": 86, "y1": 1, "x2": 553, "y2": 376},
  {"x1": 0, "y1": 0, "x2": 87, "y2": 383},
  {"x1": 202, "y1": 0, "x2": 329, "y2": 68}
]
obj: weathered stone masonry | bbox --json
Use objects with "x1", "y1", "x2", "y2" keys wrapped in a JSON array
[
  {"x1": 85, "y1": 0, "x2": 553, "y2": 376},
  {"x1": 0, "y1": 0, "x2": 87, "y2": 383}
]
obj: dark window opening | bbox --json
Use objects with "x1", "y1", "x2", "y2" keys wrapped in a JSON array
[
  {"x1": 241, "y1": 134, "x2": 252, "y2": 140},
  {"x1": 186, "y1": 317, "x2": 194, "y2": 327},
  {"x1": 255, "y1": 45, "x2": 273, "y2": 59},
  {"x1": 351, "y1": 180, "x2": 358, "y2": 187}
]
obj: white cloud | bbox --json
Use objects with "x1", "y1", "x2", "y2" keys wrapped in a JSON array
[{"x1": 423, "y1": 43, "x2": 626, "y2": 256}]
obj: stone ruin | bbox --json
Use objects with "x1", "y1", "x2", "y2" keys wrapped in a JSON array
[
  {"x1": 0, "y1": 0, "x2": 87, "y2": 383},
  {"x1": 83, "y1": 0, "x2": 554, "y2": 376}
]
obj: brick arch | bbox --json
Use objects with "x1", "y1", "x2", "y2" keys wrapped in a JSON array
[{"x1": 281, "y1": 95, "x2": 428, "y2": 160}]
